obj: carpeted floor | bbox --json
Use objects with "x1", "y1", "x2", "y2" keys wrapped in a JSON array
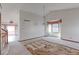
[{"x1": 21, "y1": 39, "x2": 79, "y2": 55}]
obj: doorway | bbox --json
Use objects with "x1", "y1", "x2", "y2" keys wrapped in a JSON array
[{"x1": 7, "y1": 25, "x2": 16, "y2": 42}]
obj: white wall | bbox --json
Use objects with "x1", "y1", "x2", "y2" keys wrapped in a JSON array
[
  {"x1": 46, "y1": 8, "x2": 79, "y2": 42},
  {"x1": 2, "y1": 9, "x2": 19, "y2": 24},
  {"x1": 1, "y1": 3, "x2": 45, "y2": 41},
  {"x1": 20, "y1": 10, "x2": 44, "y2": 40}
]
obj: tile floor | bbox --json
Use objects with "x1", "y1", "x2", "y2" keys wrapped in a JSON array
[
  {"x1": 7, "y1": 41, "x2": 31, "y2": 55},
  {"x1": 6, "y1": 37, "x2": 79, "y2": 55}
]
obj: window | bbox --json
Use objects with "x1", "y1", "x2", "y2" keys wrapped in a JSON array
[
  {"x1": 47, "y1": 20, "x2": 62, "y2": 38},
  {"x1": 48, "y1": 24, "x2": 59, "y2": 33},
  {"x1": 52, "y1": 24, "x2": 59, "y2": 32}
]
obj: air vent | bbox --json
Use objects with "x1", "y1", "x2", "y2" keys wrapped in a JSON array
[{"x1": 24, "y1": 20, "x2": 31, "y2": 22}]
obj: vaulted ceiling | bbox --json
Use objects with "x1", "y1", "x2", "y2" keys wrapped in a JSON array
[{"x1": 1, "y1": 3, "x2": 79, "y2": 16}]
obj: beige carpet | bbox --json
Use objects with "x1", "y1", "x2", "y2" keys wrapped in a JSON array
[{"x1": 21, "y1": 39, "x2": 79, "y2": 55}]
